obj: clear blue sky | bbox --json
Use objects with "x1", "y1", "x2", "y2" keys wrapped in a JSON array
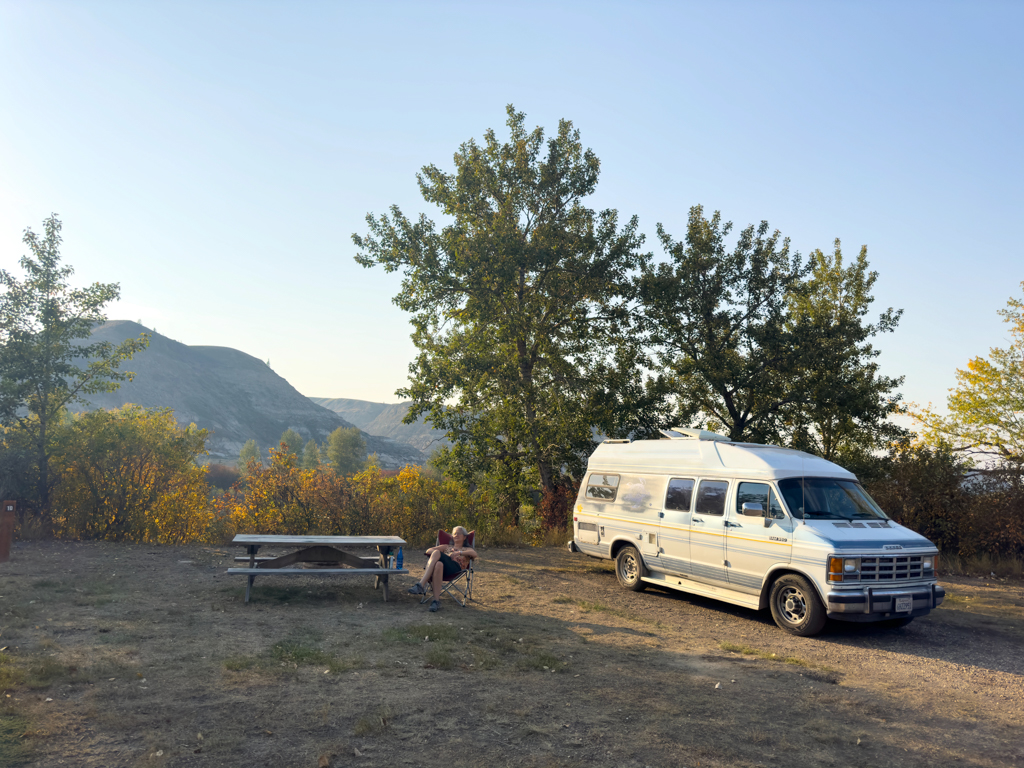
[{"x1": 1, "y1": 1, "x2": 1021, "y2": 415}]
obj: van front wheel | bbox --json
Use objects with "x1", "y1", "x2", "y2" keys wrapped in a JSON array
[
  {"x1": 769, "y1": 574, "x2": 826, "y2": 636},
  {"x1": 615, "y1": 546, "x2": 647, "y2": 592}
]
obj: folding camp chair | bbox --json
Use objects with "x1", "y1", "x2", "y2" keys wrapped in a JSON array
[{"x1": 421, "y1": 529, "x2": 476, "y2": 607}]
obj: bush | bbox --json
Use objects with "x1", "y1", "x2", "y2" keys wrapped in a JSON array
[
  {"x1": 215, "y1": 449, "x2": 488, "y2": 547},
  {"x1": 49, "y1": 406, "x2": 214, "y2": 543},
  {"x1": 865, "y1": 446, "x2": 1024, "y2": 557}
]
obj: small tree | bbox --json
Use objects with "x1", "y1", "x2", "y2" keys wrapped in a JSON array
[
  {"x1": 280, "y1": 428, "x2": 304, "y2": 457},
  {"x1": 0, "y1": 215, "x2": 149, "y2": 529},
  {"x1": 783, "y1": 239, "x2": 907, "y2": 461},
  {"x1": 327, "y1": 426, "x2": 366, "y2": 476},
  {"x1": 913, "y1": 282, "x2": 1024, "y2": 468},
  {"x1": 301, "y1": 438, "x2": 322, "y2": 469},
  {"x1": 238, "y1": 439, "x2": 262, "y2": 473}
]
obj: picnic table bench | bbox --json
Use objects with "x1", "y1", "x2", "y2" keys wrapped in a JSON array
[{"x1": 227, "y1": 535, "x2": 408, "y2": 603}]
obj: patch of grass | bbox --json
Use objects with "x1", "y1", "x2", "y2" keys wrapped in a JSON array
[
  {"x1": 97, "y1": 632, "x2": 138, "y2": 646},
  {"x1": 425, "y1": 646, "x2": 454, "y2": 669},
  {"x1": 30, "y1": 579, "x2": 63, "y2": 590},
  {"x1": 270, "y1": 640, "x2": 333, "y2": 666},
  {"x1": 25, "y1": 657, "x2": 66, "y2": 689},
  {"x1": 223, "y1": 656, "x2": 256, "y2": 672},
  {"x1": 0, "y1": 709, "x2": 33, "y2": 767},
  {"x1": 353, "y1": 704, "x2": 392, "y2": 736},
  {"x1": 517, "y1": 651, "x2": 567, "y2": 673},
  {"x1": 719, "y1": 642, "x2": 839, "y2": 681},
  {"x1": 223, "y1": 634, "x2": 363, "y2": 676},
  {"x1": 551, "y1": 597, "x2": 655, "y2": 625},
  {"x1": 0, "y1": 655, "x2": 26, "y2": 689}
]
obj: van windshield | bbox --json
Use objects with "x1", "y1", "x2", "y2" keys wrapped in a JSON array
[{"x1": 777, "y1": 478, "x2": 889, "y2": 521}]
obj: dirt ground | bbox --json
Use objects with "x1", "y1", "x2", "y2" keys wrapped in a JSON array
[{"x1": 1, "y1": 541, "x2": 1022, "y2": 768}]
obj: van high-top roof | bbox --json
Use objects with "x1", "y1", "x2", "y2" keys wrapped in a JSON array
[{"x1": 588, "y1": 436, "x2": 856, "y2": 481}]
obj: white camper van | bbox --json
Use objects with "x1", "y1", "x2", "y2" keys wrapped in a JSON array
[{"x1": 568, "y1": 429, "x2": 944, "y2": 636}]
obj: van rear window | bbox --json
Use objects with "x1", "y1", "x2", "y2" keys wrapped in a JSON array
[{"x1": 586, "y1": 474, "x2": 619, "y2": 501}]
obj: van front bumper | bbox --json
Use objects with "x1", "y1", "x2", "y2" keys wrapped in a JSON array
[{"x1": 826, "y1": 583, "x2": 945, "y2": 622}]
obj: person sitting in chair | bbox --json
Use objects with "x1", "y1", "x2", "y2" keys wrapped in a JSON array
[{"x1": 408, "y1": 525, "x2": 478, "y2": 611}]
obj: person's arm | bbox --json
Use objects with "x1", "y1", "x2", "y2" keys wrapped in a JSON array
[
  {"x1": 425, "y1": 544, "x2": 443, "y2": 555},
  {"x1": 460, "y1": 547, "x2": 478, "y2": 560}
]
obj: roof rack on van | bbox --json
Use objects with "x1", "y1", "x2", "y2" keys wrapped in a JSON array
[
  {"x1": 659, "y1": 428, "x2": 731, "y2": 442},
  {"x1": 602, "y1": 438, "x2": 631, "y2": 444}
]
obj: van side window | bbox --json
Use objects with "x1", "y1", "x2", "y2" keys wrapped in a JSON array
[
  {"x1": 586, "y1": 474, "x2": 620, "y2": 501},
  {"x1": 694, "y1": 480, "x2": 729, "y2": 516},
  {"x1": 665, "y1": 478, "x2": 694, "y2": 511}
]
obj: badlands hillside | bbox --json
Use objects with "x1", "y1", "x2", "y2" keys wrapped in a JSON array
[
  {"x1": 76, "y1": 321, "x2": 425, "y2": 468},
  {"x1": 310, "y1": 397, "x2": 450, "y2": 453}
]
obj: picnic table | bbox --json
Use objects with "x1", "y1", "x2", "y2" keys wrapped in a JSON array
[{"x1": 227, "y1": 535, "x2": 408, "y2": 603}]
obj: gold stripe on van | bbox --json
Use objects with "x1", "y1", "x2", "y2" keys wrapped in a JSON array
[{"x1": 593, "y1": 518, "x2": 790, "y2": 548}]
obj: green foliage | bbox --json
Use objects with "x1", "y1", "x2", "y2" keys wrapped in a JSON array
[
  {"x1": 280, "y1": 428, "x2": 304, "y2": 457},
  {"x1": 866, "y1": 445, "x2": 1024, "y2": 557},
  {"x1": 0, "y1": 215, "x2": 149, "y2": 526},
  {"x1": 638, "y1": 205, "x2": 806, "y2": 443},
  {"x1": 914, "y1": 282, "x2": 1024, "y2": 467},
  {"x1": 784, "y1": 240, "x2": 907, "y2": 460},
  {"x1": 238, "y1": 439, "x2": 261, "y2": 473},
  {"x1": 353, "y1": 105, "x2": 657, "y2": 503},
  {"x1": 300, "y1": 438, "x2": 322, "y2": 469},
  {"x1": 49, "y1": 405, "x2": 213, "y2": 543},
  {"x1": 639, "y1": 211, "x2": 905, "y2": 457},
  {"x1": 327, "y1": 426, "x2": 366, "y2": 476}
]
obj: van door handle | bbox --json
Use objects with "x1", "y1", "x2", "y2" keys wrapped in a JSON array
[
  {"x1": 692, "y1": 517, "x2": 704, "y2": 524},
  {"x1": 724, "y1": 521, "x2": 742, "y2": 528}
]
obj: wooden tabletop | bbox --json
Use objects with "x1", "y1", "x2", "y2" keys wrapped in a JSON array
[{"x1": 231, "y1": 535, "x2": 407, "y2": 546}]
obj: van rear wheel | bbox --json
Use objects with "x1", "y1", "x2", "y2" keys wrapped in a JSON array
[
  {"x1": 769, "y1": 574, "x2": 826, "y2": 636},
  {"x1": 615, "y1": 546, "x2": 647, "y2": 592}
]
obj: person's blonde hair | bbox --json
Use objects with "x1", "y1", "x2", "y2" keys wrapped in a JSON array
[{"x1": 452, "y1": 525, "x2": 469, "y2": 537}]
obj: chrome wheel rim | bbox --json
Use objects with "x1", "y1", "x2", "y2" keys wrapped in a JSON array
[
  {"x1": 619, "y1": 552, "x2": 639, "y2": 584},
  {"x1": 779, "y1": 585, "x2": 807, "y2": 625}
]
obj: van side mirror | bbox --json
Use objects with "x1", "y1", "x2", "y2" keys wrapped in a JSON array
[{"x1": 741, "y1": 502, "x2": 764, "y2": 517}]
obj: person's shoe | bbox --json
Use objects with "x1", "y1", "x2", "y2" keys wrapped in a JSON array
[
  {"x1": 407, "y1": 584, "x2": 426, "y2": 595},
  {"x1": 429, "y1": 600, "x2": 440, "y2": 612}
]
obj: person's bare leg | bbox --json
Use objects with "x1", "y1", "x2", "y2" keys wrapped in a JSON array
[
  {"x1": 419, "y1": 551, "x2": 442, "y2": 588},
  {"x1": 430, "y1": 561, "x2": 444, "y2": 600}
]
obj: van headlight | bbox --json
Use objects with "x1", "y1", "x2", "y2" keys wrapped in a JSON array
[
  {"x1": 828, "y1": 556, "x2": 860, "y2": 582},
  {"x1": 922, "y1": 556, "x2": 936, "y2": 572}
]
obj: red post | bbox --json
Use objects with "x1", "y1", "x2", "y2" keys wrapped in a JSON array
[{"x1": 0, "y1": 500, "x2": 16, "y2": 563}]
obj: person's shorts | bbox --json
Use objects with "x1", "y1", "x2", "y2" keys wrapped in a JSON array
[{"x1": 438, "y1": 552, "x2": 464, "y2": 579}]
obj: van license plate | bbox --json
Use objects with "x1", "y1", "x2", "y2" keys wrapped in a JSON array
[{"x1": 895, "y1": 597, "x2": 913, "y2": 613}]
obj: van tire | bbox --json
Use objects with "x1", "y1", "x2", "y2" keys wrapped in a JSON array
[
  {"x1": 615, "y1": 546, "x2": 647, "y2": 592},
  {"x1": 769, "y1": 574, "x2": 826, "y2": 636}
]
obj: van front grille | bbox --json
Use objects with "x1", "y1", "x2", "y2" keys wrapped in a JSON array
[{"x1": 859, "y1": 556, "x2": 924, "y2": 581}]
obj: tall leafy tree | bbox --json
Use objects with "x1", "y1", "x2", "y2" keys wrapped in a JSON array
[
  {"x1": 300, "y1": 438, "x2": 322, "y2": 469},
  {"x1": 238, "y1": 439, "x2": 262, "y2": 472},
  {"x1": 0, "y1": 215, "x2": 148, "y2": 527},
  {"x1": 637, "y1": 206, "x2": 806, "y2": 443},
  {"x1": 353, "y1": 106, "x2": 651, "y2": 498},
  {"x1": 914, "y1": 282, "x2": 1024, "y2": 467},
  {"x1": 327, "y1": 426, "x2": 366, "y2": 476},
  {"x1": 279, "y1": 428, "x2": 304, "y2": 457},
  {"x1": 784, "y1": 240, "x2": 907, "y2": 462}
]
